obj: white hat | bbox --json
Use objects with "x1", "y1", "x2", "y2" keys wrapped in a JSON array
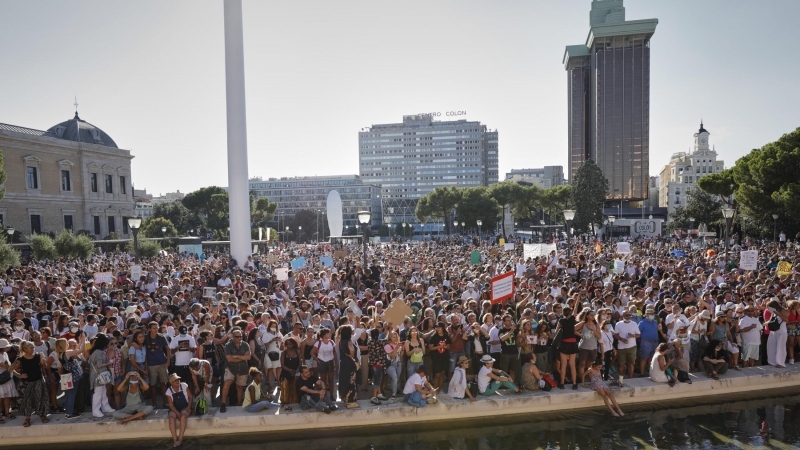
[
  {"x1": 480, "y1": 354, "x2": 495, "y2": 364},
  {"x1": 0, "y1": 339, "x2": 9, "y2": 349},
  {"x1": 125, "y1": 305, "x2": 138, "y2": 316}
]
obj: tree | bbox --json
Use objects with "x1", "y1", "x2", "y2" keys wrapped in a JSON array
[
  {"x1": 141, "y1": 217, "x2": 178, "y2": 238},
  {"x1": 128, "y1": 239, "x2": 160, "y2": 258},
  {"x1": 251, "y1": 196, "x2": 277, "y2": 228},
  {"x1": 151, "y1": 202, "x2": 200, "y2": 234},
  {"x1": 415, "y1": 186, "x2": 461, "y2": 235},
  {"x1": 288, "y1": 210, "x2": 318, "y2": 243},
  {"x1": 0, "y1": 240, "x2": 20, "y2": 270},
  {"x1": 509, "y1": 185, "x2": 544, "y2": 220},
  {"x1": 571, "y1": 159, "x2": 608, "y2": 234},
  {"x1": 182, "y1": 186, "x2": 227, "y2": 218},
  {"x1": 667, "y1": 189, "x2": 724, "y2": 232},
  {"x1": 488, "y1": 182, "x2": 524, "y2": 238},
  {"x1": 455, "y1": 186, "x2": 499, "y2": 234},
  {"x1": 0, "y1": 150, "x2": 7, "y2": 202},
  {"x1": 29, "y1": 234, "x2": 56, "y2": 260}
]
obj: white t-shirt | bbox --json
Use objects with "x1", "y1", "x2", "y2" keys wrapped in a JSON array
[
  {"x1": 403, "y1": 373, "x2": 426, "y2": 395},
  {"x1": 739, "y1": 316, "x2": 762, "y2": 346},
  {"x1": 614, "y1": 321, "x2": 640, "y2": 349},
  {"x1": 217, "y1": 278, "x2": 232, "y2": 288},
  {"x1": 488, "y1": 326, "x2": 502, "y2": 354},
  {"x1": 477, "y1": 365, "x2": 493, "y2": 393},
  {"x1": 666, "y1": 314, "x2": 692, "y2": 345},
  {"x1": 83, "y1": 324, "x2": 99, "y2": 340},
  {"x1": 259, "y1": 328, "x2": 282, "y2": 353},
  {"x1": 169, "y1": 334, "x2": 196, "y2": 366},
  {"x1": 315, "y1": 340, "x2": 336, "y2": 362}
]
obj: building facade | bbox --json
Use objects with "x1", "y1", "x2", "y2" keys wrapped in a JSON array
[
  {"x1": 248, "y1": 175, "x2": 381, "y2": 232},
  {"x1": 564, "y1": 0, "x2": 657, "y2": 203},
  {"x1": 359, "y1": 114, "x2": 499, "y2": 234},
  {"x1": 0, "y1": 112, "x2": 134, "y2": 238},
  {"x1": 658, "y1": 123, "x2": 725, "y2": 215},
  {"x1": 505, "y1": 166, "x2": 564, "y2": 188}
]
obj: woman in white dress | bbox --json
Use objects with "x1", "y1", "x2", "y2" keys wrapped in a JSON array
[
  {"x1": 0, "y1": 339, "x2": 18, "y2": 422},
  {"x1": 650, "y1": 343, "x2": 672, "y2": 384}
]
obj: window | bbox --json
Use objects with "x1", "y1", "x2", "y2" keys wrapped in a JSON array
[
  {"x1": 93, "y1": 216, "x2": 101, "y2": 235},
  {"x1": 61, "y1": 170, "x2": 71, "y2": 191},
  {"x1": 123, "y1": 217, "x2": 129, "y2": 234},
  {"x1": 30, "y1": 215, "x2": 42, "y2": 234},
  {"x1": 105, "y1": 175, "x2": 113, "y2": 193},
  {"x1": 64, "y1": 215, "x2": 73, "y2": 231},
  {"x1": 27, "y1": 167, "x2": 38, "y2": 189},
  {"x1": 120, "y1": 176, "x2": 127, "y2": 195},
  {"x1": 91, "y1": 173, "x2": 98, "y2": 192},
  {"x1": 107, "y1": 216, "x2": 116, "y2": 234}
]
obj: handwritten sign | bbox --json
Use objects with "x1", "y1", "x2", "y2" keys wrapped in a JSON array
[
  {"x1": 504, "y1": 243, "x2": 515, "y2": 251},
  {"x1": 616, "y1": 242, "x2": 631, "y2": 254},
  {"x1": 275, "y1": 267, "x2": 289, "y2": 281},
  {"x1": 130, "y1": 264, "x2": 142, "y2": 281},
  {"x1": 319, "y1": 256, "x2": 334, "y2": 267},
  {"x1": 490, "y1": 271, "x2": 515, "y2": 304},
  {"x1": 614, "y1": 260, "x2": 625, "y2": 274},
  {"x1": 389, "y1": 258, "x2": 401, "y2": 267},
  {"x1": 739, "y1": 250, "x2": 758, "y2": 271},
  {"x1": 291, "y1": 257, "x2": 306, "y2": 271},
  {"x1": 777, "y1": 261, "x2": 793, "y2": 276},
  {"x1": 382, "y1": 298, "x2": 413, "y2": 328},
  {"x1": 203, "y1": 287, "x2": 217, "y2": 299},
  {"x1": 524, "y1": 243, "x2": 556, "y2": 259},
  {"x1": 411, "y1": 261, "x2": 422, "y2": 271},
  {"x1": 334, "y1": 251, "x2": 348, "y2": 260},
  {"x1": 93, "y1": 272, "x2": 113, "y2": 285},
  {"x1": 471, "y1": 251, "x2": 481, "y2": 265}
]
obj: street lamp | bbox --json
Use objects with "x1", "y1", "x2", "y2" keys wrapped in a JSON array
[
  {"x1": 608, "y1": 215, "x2": 615, "y2": 242},
  {"x1": 453, "y1": 220, "x2": 457, "y2": 237},
  {"x1": 476, "y1": 220, "x2": 482, "y2": 240},
  {"x1": 6, "y1": 227, "x2": 14, "y2": 244},
  {"x1": 298, "y1": 225, "x2": 302, "y2": 243},
  {"x1": 358, "y1": 210, "x2": 371, "y2": 271},
  {"x1": 461, "y1": 222, "x2": 465, "y2": 237},
  {"x1": 772, "y1": 214, "x2": 778, "y2": 242},
  {"x1": 722, "y1": 208, "x2": 735, "y2": 260},
  {"x1": 402, "y1": 222, "x2": 407, "y2": 240},
  {"x1": 386, "y1": 218, "x2": 392, "y2": 240},
  {"x1": 127, "y1": 217, "x2": 142, "y2": 263},
  {"x1": 284, "y1": 225, "x2": 289, "y2": 243},
  {"x1": 689, "y1": 217, "x2": 695, "y2": 243},
  {"x1": 540, "y1": 219, "x2": 545, "y2": 242},
  {"x1": 563, "y1": 210, "x2": 576, "y2": 258}
]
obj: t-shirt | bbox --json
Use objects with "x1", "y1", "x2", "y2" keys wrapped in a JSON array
[
  {"x1": 614, "y1": 321, "x2": 640, "y2": 349},
  {"x1": 500, "y1": 327, "x2": 517, "y2": 355},
  {"x1": 170, "y1": 334, "x2": 196, "y2": 366},
  {"x1": 638, "y1": 318, "x2": 659, "y2": 342},
  {"x1": 295, "y1": 374, "x2": 319, "y2": 399},
  {"x1": 738, "y1": 316, "x2": 762, "y2": 346},
  {"x1": 427, "y1": 334, "x2": 451, "y2": 358},
  {"x1": 666, "y1": 314, "x2": 692, "y2": 345},
  {"x1": 477, "y1": 365, "x2": 493, "y2": 393},
  {"x1": 403, "y1": 373, "x2": 426, "y2": 395},
  {"x1": 315, "y1": 340, "x2": 336, "y2": 362},
  {"x1": 144, "y1": 333, "x2": 169, "y2": 366}
]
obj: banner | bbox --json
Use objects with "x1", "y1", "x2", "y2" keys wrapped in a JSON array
[
  {"x1": 319, "y1": 256, "x2": 334, "y2": 267},
  {"x1": 504, "y1": 243, "x2": 515, "y2": 251},
  {"x1": 777, "y1": 261, "x2": 793, "y2": 276},
  {"x1": 275, "y1": 267, "x2": 289, "y2": 281},
  {"x1": 739, "y1": 250, "x2": 758, "y2": 271},
  {"x1": 523, "y1": 243, "x2": 557, "y2": 259},
  {"x1": 94, "y1": 272, "x2": 113, "y2": 285},
  {"x1": 490, "y1": 271, "x2": 515, "y2": 304},
  {"x1": 471, "y1": 251, "x2": 481, "y2": 265},
  {"x1": 203, "y1": 287, "x2": 217, "y2": 299},
  {"x1": 130, "y1": 265, "x2": 142, "y2": 281},
  {"x1": 291, "y1": 257, "x2": 306, "y2": 271},
  {"x1": 616, "y1": 242, "x2": 631, "y2": 254}
]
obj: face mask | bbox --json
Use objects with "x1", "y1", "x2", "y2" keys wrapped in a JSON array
[
  {"x1": 15, "y1": 326, "x2": 23, "y2": 331},
  {"x1": 130, "y1": 380, "x2": 139, "y2": 385},
  {"x1": 599, "y1": 315, "x2": 606, "y2": 321},
  {"x1": 648, "y1": 315, "x2": 655, "y2": 321},
  {"x1": 550, "y1": 319, "x2": 557, "y2": 325},
  {"x1": 606, "y1": 324, "x2": 613, "y2": 331},
  {"x1": 624, "y1": 319, "x2": 631, "y2": 323},
  {"x1": 70, "y1": 326, "x2": 79, "y2": 333}
]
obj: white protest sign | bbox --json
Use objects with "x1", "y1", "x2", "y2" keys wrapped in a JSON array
[
  {"x1": 203, "y1": 287, "x2": 217, "y2": 298},
  {"x1": 93, "y1": 272, "x2": 113, "y2": 285},
  {"x1": 130, "y1": 264, "x2": 142, "y2": 281},
  {"x1": 616, "y1": 242, "x2": 631, "y2": 254},
  {"x1": 504, "y1": 243, "x2": 515, "y2": 251},
  {"x1": 275, "y1": 267, "x2": 289, "y2": 281},
  {"x1": 739, "y1": 250, "x2": 758, "y2": 271},
  {"x1": 523, "y1": 243, "x2": 557, "y2": 259},
  {"x1": 614, "y1": 260, "x2": 625, "y2": 274}
]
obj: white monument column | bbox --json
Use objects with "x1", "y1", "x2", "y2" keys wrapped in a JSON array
[{"x1": 223, "y1": 0, "x2": 252, "y2": 267}]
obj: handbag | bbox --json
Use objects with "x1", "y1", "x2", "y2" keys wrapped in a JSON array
[
  {"x1": 91, "y1": 361, "x2": 113, "y2": 386},
  {"x1": 0, "y1": 371, "x2": 11, "y2": 385},
  {"x1": 552, "y1": 328, "x2": 563, "y2": 350},
  {"x1": 60, "y1": 373, "x2": 74, "y2": 390},
  {"x1": 698, "y1": 334, "x2": 709, "y2": 349},
  {"x1": 767, "y1": 315, "x2": 781, "y2": 332},
  {"x1": 268, "y1": 352, "x2": 280, "y2": 362}
]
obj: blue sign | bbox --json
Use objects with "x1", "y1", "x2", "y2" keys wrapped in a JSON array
[
  {"x1": 319, "y1": 256, "x2": 333, "y2": 267},
  {"x1": 291, "y1": 257, "x2": 306, "y2": 271}
]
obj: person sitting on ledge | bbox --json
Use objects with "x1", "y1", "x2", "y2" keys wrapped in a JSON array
[
  {"x1": 403, "y1": 364, "x2": 437, "y2": 407},
  {"x1": 703, "y1": 339, "x2": 729, "y2": 380},
  {"x1": 296, "y1": 365, "x2": 338, "y2": 413},
  {"x1": 448, "y1": 355, "x2": 477, "y2": 401},
  {"x1": 242, "y1": 368, "x2": 274, "y2": 413},
  {"x1": 477, "y1": 354, "x2": 522, "y2": 395},
  {"x1": 114, "y1": 371, "x2": 154, "y2": 424}
]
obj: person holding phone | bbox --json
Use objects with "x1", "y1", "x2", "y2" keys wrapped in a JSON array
[{"x1": 114, "y1": 371, "x2": 153, "y2": 424}]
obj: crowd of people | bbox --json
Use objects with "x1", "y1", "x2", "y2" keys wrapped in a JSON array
[{"x1": 0, "y1": 229, "x2": 798, "y2": 445}]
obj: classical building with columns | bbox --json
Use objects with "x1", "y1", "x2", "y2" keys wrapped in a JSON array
[{"x1": 0, "y1": 111, "x2": 135, "y2": 238}]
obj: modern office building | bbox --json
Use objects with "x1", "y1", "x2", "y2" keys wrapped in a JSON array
[
  {"x1": 248, "y1": 174, "x2": 381, "y2": 232},
  {"x1": 658, "y1": 122, "x2": 725, "y2": 215},
  {"x1": 505, "y1": 166, "x2": 564, "y2": 189},
  {"x1": 564, "y1": 0, "x2": 657, "y2": 204},
  {"x1": 0, "y1": 110, "x2": 135, "y2": 238},
  {"x1": 359, "y1": 114, "x2": 499, "y2": 233}
]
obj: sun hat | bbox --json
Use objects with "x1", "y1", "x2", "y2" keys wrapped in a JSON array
[{"x1": 480, "y1": 354, "x2": 495, "y2": 364}]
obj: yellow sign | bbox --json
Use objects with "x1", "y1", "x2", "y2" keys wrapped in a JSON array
[
  {"x1": 777, "y1": 261, "x2": 793, "y2": 276},
  {"x1": 499, "y1": 238, "x2": 505, "y2": 246}
]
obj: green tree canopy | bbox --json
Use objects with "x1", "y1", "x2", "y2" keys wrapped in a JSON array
[
  {"x1": 151, "y1": 201, "x2": 200, "y2": 234},
  {"x1": 251, "y1": 196, "x2": 278, "y2": 227},
  {"x1": 30, "y1": 234, "x2": 56, "y2": 260},
  {"x1": 667, "y1": 189, "x2": 724, "y2": 232},
  {"x1": 571, "y1": 159, "x2": 608, "y2": 234},
  {"x1": 0, "y1": 150, "x2": 7, "y2": 202},
  {"x1": 182, "y1": 186, "x2": 227, "y2": 217},
  {"x1": 488, "y1": 181, "x2": 524, "y2": 237},
  {"x1": 288, "y1": 209, "x2": 323, "y2": 243},
  {"x1": 141, "y1": 217, "x2": 178, "y2": 238},
  {"x1": 455, "y1": 186, "x2": 499, "y2": 234},
  {"x1": 415, "y1": 186, "x2": 461, "y2": 235}
]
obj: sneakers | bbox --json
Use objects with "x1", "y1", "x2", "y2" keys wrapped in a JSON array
[
  {"x1": 428, "y1": 396, "x2": 438, "y2": 404},
  {"x1": 346, "y1": 402, "x2": 359, "y2": 409},
  {"x1": 572, "y1": 384, "x2": 578, "y2": 390},
  {"x1": 65, "y1": 413, "x2": 82, "y2": 419},
  {"x1": 558, "y1": 384, "x2": 565, "y2": 390},
  {"x1": 323, "y1": 407, "x2": 332, "y2": 414},
  {"x1": 329, "y1": 404, "x2": 339, "y2": 411},
  {"x1": 371, "y1": 397, "x2": 381, "y2": 405},
  {"x1": 219, "y1": 403, "x2": 227, "y2": 413},
  {"x1": 790, "y1": 359, "x2": 795, "y2": 365},
  {"x1": 377, "y1": 394, "x2": 389, "y2": 401}
]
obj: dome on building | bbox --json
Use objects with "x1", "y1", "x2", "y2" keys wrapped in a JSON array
[{"x1": 45, "y1": 112, "x2": 118, "y2": 148}]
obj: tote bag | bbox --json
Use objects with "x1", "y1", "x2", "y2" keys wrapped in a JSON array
[{"x1": 60, "y1": 373, "x2": 74, "y2": 390}]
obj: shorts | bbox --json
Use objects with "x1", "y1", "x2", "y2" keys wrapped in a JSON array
[
  {"x1": 224, "y1": 368, "x2": 248, "y2": 386},
  {"x1": 640, "y1": 340, "x2": 658, "y2": 362},
  {"x1": 726, "y1": 341, "x2": 739, "y2": 355},
  {"x1": 742, "y1": 344, "x2": 760, "y2": 361},
  {"x1": 578, "y1": 348, "x2": 597, "y2": 363},
  {"x1": 114, "y1": 375, "x2": 124, "y2": 384},
  {"x1": 148, "y1": 364, "x2": 169, "y2": 385},
  {"x1": 617, "y1": 346, "x2": 637, "y2": 366},
  {"x1": 305, "y1": 358, "x2": 318, "y2": 369},
  {"x1": 559, "y1": 342, "x2": 578, "y2": 355},
  {"x1": 168, "y1": 408, "x2": 190, "y2": 419},
  {"x1": 264, "y1": 353, "x2": 281, "y2": 370},
  {"x1": 788, "y1": 326, "x2": 800, "y2": 337},
  {"x1": 318, "y1": 360, "x2": 335, "y2": 374},
  {"x1": 371, "y1": 366, "x2": 385, "y2": 388}
]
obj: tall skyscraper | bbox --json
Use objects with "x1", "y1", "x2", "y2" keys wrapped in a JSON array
[
  {"x1": 359, "y1": 114, "x2": 498, "y2": 235},
  {"x1": 564, "y1": 0, "x2": 657, "y2": 202}
]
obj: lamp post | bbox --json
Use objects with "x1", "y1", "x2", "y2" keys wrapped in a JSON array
[
  {"x1": 386, "y1": 218, "x2": 391, "y2": 240},
  {"x1": 161, "y1": 226, "x2": 167, "y2": 248},
  {"x1": 608, "y1": 215, "x2": 615, "y2": 242},
  {"x1": 284, "y1": 226, "x2": 289, "y2": 243},
  {"x1": 358, "y1": 210, "x2": 370, "y2": 271},
  {"x1": 540, "y1": 220, "x2": 545, "y2": 242},
  {"x1": 453, "y1": 220, "x2": 457, "y2": 237},
  {"x1": 6, "y1": 227, "x2": 14, "y2": 244},
  {"x1": 127, "y1": 217, "x2": 142, "y2": 263},
  {"x1": 402, "y1": 222, "x2": 407, "y2": 240},
  {"x1": 476, "y1": 220, "x2": 482, "y2": 240},
  {"x1": 563, "y1": 210, "x2": 576, "y2": 259},
  {"x1": 461, "y1": 222, "x2": 465, "y2": 237},
  {"x1": 298, "y1": 225, "x2": 302, "y2": 243},
  {"x1": 422, "y1": 219, "x2": 427, "y2": 242},
  {"x1": 772, "y1": 214, "x2": 778, "y2": 242},
  {"x1": 722, "y1": 208, "x2": 735, "y2": 260},
  {"x1": 689, "y1": 217, "x2": 695, "y2": 243}
]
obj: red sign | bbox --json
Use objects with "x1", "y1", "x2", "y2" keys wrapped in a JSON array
[{"x1": 490, "y1": 271, "x2": 515, "y2": 304}]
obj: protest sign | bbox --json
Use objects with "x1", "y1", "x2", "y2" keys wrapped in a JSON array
[
  {"x1": 253, "y1": 244, "x2": 259, "y2": 254},
  {"x1": 471, "y1": 251, "x2": 481, "y2": 265},
  {"x1": 388, "y1": 258, "x2": 401, "y2": 267},
  {"x1": 319, "y1": 256, "x2": 334, "y2": 267},
  {"x1": 490, "y1": 248, "x2": 499, "y2": 256},
  {"x1": 203, "y1": 287, "x2": 216, "y2": 299},
  {"x1": 130, "y1": 265, "x2": 142, "y2": 281},
  {"x1": 523, "y1": 243, "x2": 557, "y2": 259},
  {"x1": 614, "y1": 260, "x2": 625, "y2": 274},
  {"x1": 504, "y1": 243, "x2": 515, "y2": 251},
  {"x1": 291, "y1": 257, "x2": 306, "y2": 271},
  {"x1": 411, "y1": 261, "x2": 422, "y2": 271},
  {"x1": 94, "y1": 272, "x2": 113, "y2": 285},
  {"x1": 490, "y1": 271, "x2": 515, "y2": 304},
  {"x1": 382, "y1": 298, "x2": 413, "y2": 327},
  {"x1": 267, "y1": 254, "x2": 280, "y2": 264},
  {"x1": 333, "y1": 251, "x2": 348, "y2": 259},
  {"x1": 739, "y1": 250, "x2": 758, "y2": 271},
  {"x1": 499, "y1": 238, "x2": 505, "y2": 246},
  {"x1": 275, "y1": 267, "x2": 289, "y2": 281},
  {"x1": 616, "y1": 242, "x2": 631, "y2": 254},
  {"x1": 777, "y1": 261, "x2": 793, "y2": 276}
]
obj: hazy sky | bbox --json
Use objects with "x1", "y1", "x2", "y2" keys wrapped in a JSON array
[{"x1": 1, "y1": 1, "x2": 798, "y2": 196}]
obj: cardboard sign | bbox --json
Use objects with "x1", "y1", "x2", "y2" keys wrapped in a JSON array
[
  {"x1": 490, "y1": 248, "x2": 499, "y2": 256},
  {"x1": 499, "y1": 238, "x2": 505, "y2": 246},
  {"x1": 504, "y1": 243, "x2": 515, "y2": 251},
  {"x1": 381, "y1": 298, "x2": 413, "y2": 328},
  {"x1": 203, "y1": 287, "x2": 217, "y2": 299},
  {"x1": 777, "y1": 261, "x2": 793, "y2": 276},
  {"x1": 490, "y1": 271, "x2": 515, "y2": 304},
  {"x1": 471, "y1": 251, "x2": 481, "y2": 265},
  {"x1": 275, "y1": 267, "x2": 289, "y2": 281},
  {"x1": 130, "y1": 264, "x2": 142, "y2": 281},
  {"x1": 319, "y1": 256, "x2": 334, "y2": 267},
  {"x1": 334, "y1": 251, "x2": 348, "y2": 259},
  {"x1": 253, "y1": 244, "x2": 259, "y2": 254},
  {"x1": 291, "y1": 257, "x2": 306, "y2": 271},
  {"x1": 267, "y1": 254, "x2": 280, "y2": 264},
  {"x1": 616, "y1": 242, "x2": 631, "y2": 254},
  {"x1": 739, "y1": 250, "x2": 758, "y2": 271},
  {"x1": 93, "y1": 272, "x2": 113, "y2": 285}
]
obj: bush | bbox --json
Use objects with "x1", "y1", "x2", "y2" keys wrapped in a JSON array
[
  {"x1": 73, "y1": 234, "x2": 96, "y2": 259},
  {"x1": 104, "y1": 232, "x2": 121, "y2": 240},
  {"x1": 0, "y1": 241, "x2": 20, "y2": 269},
  {"x1": 53, "y1": 230, "x2": 95, "y2": 259},
  {"x1": 29, "y1": 234, "x2": 57, "y2": 260},
  {"x1": 127, "y1": 238, "x2": 161, "y2": 259}
]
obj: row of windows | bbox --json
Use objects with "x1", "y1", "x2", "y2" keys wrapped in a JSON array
[
  {"x1": 25, "y1": 214, "x2": 129, "y2": 236},
  {"x1": 26, "y1": 166, "x2": 126, "y2": 195}
]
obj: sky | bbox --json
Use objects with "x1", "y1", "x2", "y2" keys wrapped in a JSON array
[{"x1": 1, "y1": 0, "x2": 798, "y2": 196}]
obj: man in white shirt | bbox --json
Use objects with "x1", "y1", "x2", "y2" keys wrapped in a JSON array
[
  {"x1": 739, "y1": 306, "x2": 762, "y2": 367},
  {"x1": 461, "y1": 283, "x2": 477, "y2": 301},
  {"x1": 665, "y1": 304, "x2": 693, "y2": 370},
  {"x1": 402, "y1": 365, "x2": 436, "y2": 407},
  {"x1": 217, "y1": 273, "x2": 232, "y2": 289},
  {"x1": 170, "y1": 326, "x2": 197, "y2": 384},
  {"x1": 613, "y1": 310, "x2": 640, "y2": 378}
]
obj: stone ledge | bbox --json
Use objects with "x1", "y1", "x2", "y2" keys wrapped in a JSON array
[{"x1": 1, "y1": 365, "x2": 798, "y2": 446}]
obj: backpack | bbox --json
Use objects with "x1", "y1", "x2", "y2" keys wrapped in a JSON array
[{"x1": 194, "y1": 398, "x2": 208, "y2": 416}]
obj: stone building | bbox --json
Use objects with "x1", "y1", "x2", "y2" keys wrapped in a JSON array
[{"x1": 0, "y1": 111, "x2": 134, "y2": 238}]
